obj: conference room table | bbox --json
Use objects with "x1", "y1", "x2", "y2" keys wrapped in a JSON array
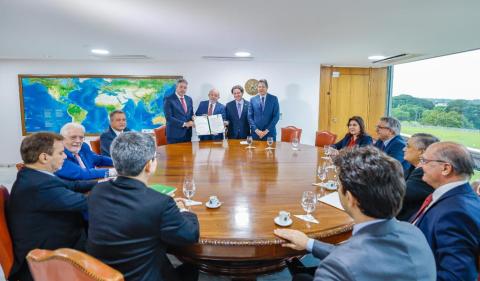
[{"x1": 152, "y1": 140, "x2": 354, "y2": 280}]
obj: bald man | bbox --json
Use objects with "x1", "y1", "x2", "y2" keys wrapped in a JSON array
[
  {"x1": 413, "y1": 142, "x2": 480, "y2": 281},
  {"x1": 195, "y1": 88, "x2": 226, "y2": 141}
]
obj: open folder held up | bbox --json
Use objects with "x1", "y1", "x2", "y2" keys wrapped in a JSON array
[{"x1": 194, "y1": 114, "x2": 225, "y2": 136}]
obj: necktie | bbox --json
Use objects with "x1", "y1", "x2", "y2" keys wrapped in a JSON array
[
  {"x1": 261, "y1": 96, "x2": 265, "y2": 112},
  {"x1": 410, "y1": 194, "x2": 433, "y2": 224},
  {"x1": 74, "y1": 153, "x2": 86, "y2": 168},
  {"x1": 180, "y1": 97, "x2": 187, "y2": 113},
  {"x1": 237, "y1": 102, "x2": 242, "y2": 118},
  {"x1": 208, "y1": 103, "x2": 214, "y2": 116}
]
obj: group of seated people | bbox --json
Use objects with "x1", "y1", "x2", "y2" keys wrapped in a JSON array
[{"x1": 4, "y1": 87, "x2": 480, "y2": 281}]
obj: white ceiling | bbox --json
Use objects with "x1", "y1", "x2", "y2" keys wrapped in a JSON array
[{"x1": 1, "y1": 0, "x2": 479, "y2": 66}]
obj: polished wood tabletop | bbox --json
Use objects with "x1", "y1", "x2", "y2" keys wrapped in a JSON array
[{"x1": 153, "y1": 140, "x2": 353, "y2": 279}]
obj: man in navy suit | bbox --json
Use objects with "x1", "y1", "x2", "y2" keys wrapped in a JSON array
[
  {"x1": 247, "y1": 79, "x2": 280, "y2": 140},
  {"x1": 87, "y1": 132, "x2": 199, "y2": 281},
  {"x1": 55, "y1": 122, "x2": 116, "y2": 180},
  {"x1": 195, "y1": 88, "x2": 226, "y2": 141},
  {"x1": 164, "y1": 79, "x2": 194, "y2": 144},
  {"x1": 413, "y1": 142, "x2": 480, "y2": 281},
  {"x1": 100, "y1": 110, "x2": 131, "y2": 156},
  {"x1": 274, "y1": 146, "x2": 436, "y2": 281},
  {"x1": 374, "y1": 116, "x2": 411, "y2": 174},
  {"x1": 7, "y1": 132, "x2": 95, "y2": 281},
  {"x1": 225, "y1": 85, "x2": 250, "y2": 139}
]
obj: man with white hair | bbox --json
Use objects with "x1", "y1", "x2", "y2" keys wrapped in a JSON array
[
  {"x1": 55, "y1": 122, "x2": 116, "y2": 180},
  {"x1": 195, "y1": 88, "x2": 226, "y2": 141}
]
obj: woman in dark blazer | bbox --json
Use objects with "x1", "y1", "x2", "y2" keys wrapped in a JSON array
[{"x1": 333, "y1": 116, "x2": 373, "y2": 150}]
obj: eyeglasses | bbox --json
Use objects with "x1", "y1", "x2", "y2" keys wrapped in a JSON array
[
  {"x1": 419, "y1": 157, "x2": 449, "y2": 165},
  {"x1": 376, "y1": 125, "x2": 390, "y2": 130}
]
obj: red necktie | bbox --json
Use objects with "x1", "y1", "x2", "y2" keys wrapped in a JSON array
[
  {"x1": 208, "y1": 103, "x2": 213, "y2": 116},
  {"x1": 74, "y1": 153, "x2": 86, "y2": 168},
  {"x1": 180, "y1": 97, "x2": 187, "y2": 113},
  {"x1": 410, "y1": 194, "x2": 433, "y2": 224}
]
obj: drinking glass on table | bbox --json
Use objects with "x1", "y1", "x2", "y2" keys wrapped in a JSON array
[
  {"x1": 267, "y1": 137, "x2": 274, "y2": 149},
  {"x1": 291, "y1": 136, "x2": 299, "y2": 150},
  {"x1": 301, "y1": 191, "x2": 316, "y2": 221},
  {"x1": 183, "y1": 177, "x2": 196, "y2": 207},
  {"x1": 317, "y1": 163, "x2": 327, "y2": 184},
  {"x1": 246, "y1": 136, "x2": 253, "y2": 148}
]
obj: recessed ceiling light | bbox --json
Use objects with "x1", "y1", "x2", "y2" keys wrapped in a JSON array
[
  {"x1": 235, "y1": 51, "x2": 251, "y2": 57},
  {"x1": 91, "y1": 49, "x2": 110, "y2": 55},
  {"x1": 368, "y1": 55, "x2": 386, "y2": 60}
]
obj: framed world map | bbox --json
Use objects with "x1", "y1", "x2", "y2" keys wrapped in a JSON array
[{"x1": 18, "y1": 75, "x2": 181, "y2": 135}]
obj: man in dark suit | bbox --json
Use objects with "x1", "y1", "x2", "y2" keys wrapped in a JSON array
[
  {"x1": 195, "y1": 88, "x2": 226, "y2": 141},
  {"x1": 413, "y1": 142, "x2": 480, "y2": 281},
  {"x1": 274, "y1": 146, "x2": 436, "y2": 281},
  {"x1": 55, "y1": 122, "x2": 115, "y2": 180},
  {"x1": 397, "y1": 133, "x2": 439, "y2": 221},
  {"x1": 225, "y1": 85, "x2": 250, "y2": 139},
  {"x1": 99, "y1": 110, "x2": 131, "y2": 156},
  {"x1": 7, "y1": 132, "x2": 95, "y2": 281},
  {"x1": 374, "y1": 116, "x2": 411, "y2": 174},
  {"x1": 247, "y1": 79, "x2": 280, "y2": 140},
  {"x1": 87, "y1": 132, "x2": 199, "y2": 281},
  {"x1": 164, "y1": 79, "x2": 194, "y2": 144}
]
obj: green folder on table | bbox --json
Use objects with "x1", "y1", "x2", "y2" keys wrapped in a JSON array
[{"x1": 150, "y1": 184, "x2": 176, "y2": 196}]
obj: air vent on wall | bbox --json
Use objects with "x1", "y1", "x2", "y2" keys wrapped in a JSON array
[
  {"x1": 93, "y1": 54, "x2": 152, "y2": 60},
  {"x1": 202, "y1": 56, "x2": 254, "y2": 61},
  {"x1": 372, "y1": 53, "x2": 421, "y2": 64}
]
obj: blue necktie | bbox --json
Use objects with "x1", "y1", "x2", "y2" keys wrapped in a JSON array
[
  {"x1": 261, "y1": 96, "x2": 265, "y2": 112},
  {"x1": 237, "y1": 102, "x2": 242, "y2": 118}
]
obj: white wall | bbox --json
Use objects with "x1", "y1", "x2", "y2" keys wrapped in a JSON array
[{"x1": 0, "y1": 59, "x2": 320, "y2": 165}]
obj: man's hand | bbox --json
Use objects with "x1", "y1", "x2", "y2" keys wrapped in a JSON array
[
  {"x1": 175, "y1": 198, "x2": 187, "y2": 210},
  {"x1": 255, "y1": 129, "x2": 263, "y2": 138},
  {"x1": 185, "y1": 121, "x2": 194, "y2": 128},
  {"x1": 274, "y1": 229, "x2": 309, "y2": 251}
]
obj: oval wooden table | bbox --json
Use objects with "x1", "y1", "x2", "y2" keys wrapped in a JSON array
[{"x1": 152, "y1": 140, "x2": 353, "y2": 280}]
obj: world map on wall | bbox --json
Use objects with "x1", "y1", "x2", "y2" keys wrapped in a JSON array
[{"x1": 20, "y1": 76, "x2": 180, "y2": 134}]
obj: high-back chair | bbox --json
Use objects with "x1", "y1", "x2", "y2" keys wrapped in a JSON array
[
  {"x1": 90, "y1": 138, "x2": 101, "y2": 155},
  {"x1": 281, "y1": 126, "x2": 302, "y2": 142},
  {"x1": 0, "y1": 185, "x2": 13, "y2": 278},
  {"x1": 27, "y1": 248, "x2": 124, "y2": 281},
  {"x1": 154, "y1": 125, "x2": 167, "y2": 146},
  {"x1": 16, "y1": 163, "x2": 25, "y2": 171},
  {"x1": 315, "y1": 131, "x2": 337, "y2": 147}
]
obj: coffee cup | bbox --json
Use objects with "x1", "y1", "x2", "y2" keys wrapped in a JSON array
[
  {"x1": 278, "y1": 211, "x2": 290, "y2": 222},
  {"x1": 208, "y1": 196, "x2": 219, "y2": 206}
]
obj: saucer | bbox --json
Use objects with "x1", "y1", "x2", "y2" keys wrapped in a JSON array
[
  {"x1": 321, "y1": 180, "x2": 338, "y2": 190},
  {"x1": 206, "y1": 201, "x2": 221, "y2": 208},
  {"x1": 274, "y1": 216, "x2": 293, "y2": 226}
]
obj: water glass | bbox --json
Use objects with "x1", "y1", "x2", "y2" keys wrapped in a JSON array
[
  {"x1": 291, "y1": 137, "x2": 299, "y2": 150},
  {"x1": 267, "y1": 137, "x2": 274, "y2": 149},
  {"x1": 317, "y1": 163, "x2": 327, "y2": 183},
  {"x1": 301, "y1": 191, "x2": 316, "y2": 217},
  {"x1": 246, "y1": 136, "x2": 253, "y2": 148},
  {"x1": 183, "y1": 177, "x2": 196, "y2": 202}
]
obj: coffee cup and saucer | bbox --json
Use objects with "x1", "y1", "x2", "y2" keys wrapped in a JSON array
[
  {"x1": 206, "y1": 196, "x2": 221, "y2": 208},
  {"x1": 274, "y1": 211, "x2": 292, "y2": 226}
]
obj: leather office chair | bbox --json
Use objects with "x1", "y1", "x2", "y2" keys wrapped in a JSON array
[
  {"x1": 154, "y1": 125, "x2": 167, "y2": 146},
  {"x1": 0, "y1": 185, "x2": 13, "y2": 278},
  {"x1": 281, "y1": 126, "x2": 302, "y2": 142},
  {"x1": 27, "y1": 248, "x2": 124, "y2": 281},
  {"x1": 315, "y1": 131, "x2": 337, "y2": 147},
  {"x1": 16, "y1": 163, "x2": 25, "y2": 171},
  {"x1": 90, "y1": 138, "x2": 101, "y2": 155}
]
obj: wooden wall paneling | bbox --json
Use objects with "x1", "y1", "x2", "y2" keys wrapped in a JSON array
[
  {"x1": 367, "y1": 68, "x2": 388, "y2": 136},
  {"x1": 318, "y1": 66, "x2": 332, "y2": 131}
]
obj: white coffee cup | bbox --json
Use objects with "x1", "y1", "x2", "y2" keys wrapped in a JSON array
[
  {"x1": 278, "y1": 211, "x2": 291, "y2": 222},
  {"x1": 208, "y1": 195, "x2": 219, "y2": 206}
]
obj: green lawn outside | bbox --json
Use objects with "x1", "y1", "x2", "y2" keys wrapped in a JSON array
[
  {"x1": 472, "y1": 170, "x2": 480, "y2": 182},
  {"x1": 401, "y1": 122, "x2": 480, "y2": 149}
]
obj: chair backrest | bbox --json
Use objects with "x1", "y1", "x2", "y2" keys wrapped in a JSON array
[
  {"x1": 154, "y1": 125, "x2": 167, "y2": 146},
  {"x1": 315, "y1": 131, "x2": 337, "y2": 147},
  {"x1": 0, "y1": 185, "x2": 13, "y2": 278},
  {"x1": 90, "y1": 138, "x2": 101, "y2": 155},
  {"x1": 16, "y1": 163, "x2": 25, "y2": 171},
  {"x1": 27, "y1": 248, "x2": 124, "y2": 281},
  {"x1": 281, "y1": 126, "x2": 302, "y2": 142}
]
